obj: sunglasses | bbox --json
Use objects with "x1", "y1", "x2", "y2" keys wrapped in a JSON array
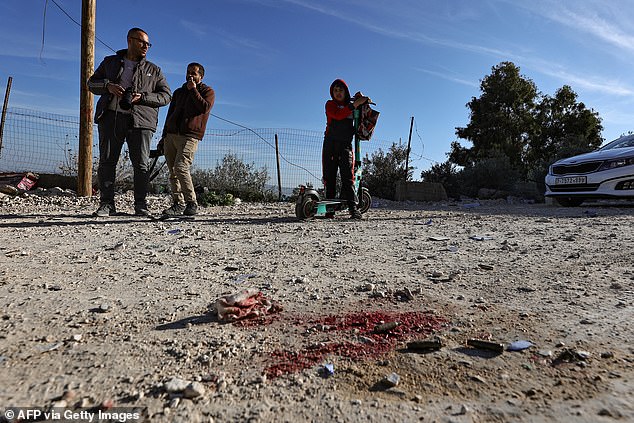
[{"x1": 130, "y1": 37, "x2": 152, "y2": 48}]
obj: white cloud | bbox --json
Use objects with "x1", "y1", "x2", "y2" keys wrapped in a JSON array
[{"x1": 413, "y1": 67, "x2": 479, "y2": 88}]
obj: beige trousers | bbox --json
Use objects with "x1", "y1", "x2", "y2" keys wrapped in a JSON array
[{"x1": 163, "y1": 133, "x2": 199, "y2": 204}]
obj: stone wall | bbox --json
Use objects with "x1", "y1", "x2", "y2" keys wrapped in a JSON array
[{"x1": 394, "y1": 180, "x2": 448, "y2": 202}]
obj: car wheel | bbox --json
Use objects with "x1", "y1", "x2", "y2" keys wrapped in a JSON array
[{"x1": 555, "y1": 197, "x2": 584, "y2": 207}]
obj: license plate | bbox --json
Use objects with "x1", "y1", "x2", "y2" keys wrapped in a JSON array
[{"x1": 555, "y1": 176, "x2": 587, "y2": 185}]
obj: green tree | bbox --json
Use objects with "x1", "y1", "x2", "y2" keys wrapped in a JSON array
[
  {"x1": 451, "y1": 62, "x2": 538, "y2": 173},
  {"x1": 450, "y1": 62, "x2": 604, "y2": 187},
  {"x1": 362, "y1": 142, "x2": 413, "y2": 200},
  {"x1": 529, "y1": 85, "x2": 603, "y2": 167}
]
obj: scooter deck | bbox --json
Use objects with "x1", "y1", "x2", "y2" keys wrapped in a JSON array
[{"x1": 315, "y1": 200, "x2": 347, "y2": 215}]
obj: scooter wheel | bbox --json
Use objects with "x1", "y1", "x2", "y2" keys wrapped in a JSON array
[
  {"x1": 358, "y1": 188, "x2": 372, "y2": 214},
  {"x1": 295, "y1": 195, "x2": 318, "y2": 219}
]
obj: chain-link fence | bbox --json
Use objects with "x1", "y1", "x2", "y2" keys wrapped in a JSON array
[{"x1": 0, "y1": 107, "x2": 399, "y2": 196}]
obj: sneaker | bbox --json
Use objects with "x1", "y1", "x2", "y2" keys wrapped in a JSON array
[
  {"x1": 93, "y1": 203, "x2": 116, "y2": 217},
  {"x1": 162, "y1": 203, "x2": 185, "y2": 216},
  {"x1": 184, "y1": 201, "x2": 198, "y2": 216},
  {"x1": 350, "y1": 209, "x2": 363, "y2": 220}
]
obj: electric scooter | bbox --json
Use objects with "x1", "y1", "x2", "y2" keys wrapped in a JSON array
[{"x1": 295, "y1": 105, "x2": 373, "y2": 219}]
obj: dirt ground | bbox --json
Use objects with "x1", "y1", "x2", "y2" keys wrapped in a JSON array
[{"x1": 0, "y1": 191, "x2": 632, "y2": 423}]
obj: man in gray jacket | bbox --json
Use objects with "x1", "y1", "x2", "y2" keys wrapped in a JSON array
[{"x1": 88, "y1": 27, "x2": 171, "y2": 216}]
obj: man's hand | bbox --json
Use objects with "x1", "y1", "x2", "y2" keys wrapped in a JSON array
[
  {"x1": 106, "y1": 82, "x2": 125, "y2": 98},
  {"x1": 186, "y1": 77, "x2": 197, "y2": 90},
  {"x1": 131, "y1": 93, "x2": 142, "y2": 104}
]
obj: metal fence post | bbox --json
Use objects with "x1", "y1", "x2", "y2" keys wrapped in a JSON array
[{"x1": 275, "y1": 133, "x2": 282, "y2": 201}]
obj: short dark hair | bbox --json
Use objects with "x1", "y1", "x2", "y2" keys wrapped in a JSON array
[
  {"x1": 127, "y1": 27, "x2": 148, "y2": 39},
  {"x1": 188, "y1": 62, "x2": 205, "y2": 77}
]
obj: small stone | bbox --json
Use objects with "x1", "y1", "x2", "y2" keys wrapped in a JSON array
[
  {"x1": 183, "y1": 381, "x2": 206, "y2": 399},
  {"x1": 600, "y1": 351, "x2": 614, "y2": 359},
  {"x1": 164, "y1": 377, "x2": 189, "y2": 393},
  {"x1": 458, "y1": 404, "x2": 470, "y2": 415},
  {"x1": 383, "y1": 372, "x2": 400, "y2": 387},
  {"x1": 98, "y1": 303, "x2": 111, "y2": 313},
  {"x1": 72, "y1": 334, "x2": 82, "y2": 342},
  {"x1": 51, "y1": 399, "x2": 67, "y2": 408},
  {"x1": 470, "y1": 375, "x2": 487, "y2": 384}
]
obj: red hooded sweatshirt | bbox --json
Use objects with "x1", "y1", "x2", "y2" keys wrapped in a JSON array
[{"x1": 324, "y1": 79, "x2": 355, "y2": 142}]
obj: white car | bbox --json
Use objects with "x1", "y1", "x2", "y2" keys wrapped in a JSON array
[{"x1": 545, "y1": 134, "x2": 634, "y2": 206}]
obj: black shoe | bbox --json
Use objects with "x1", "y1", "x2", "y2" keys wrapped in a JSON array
[
  {"x1": 184, "y1": 201, "x2": 198, "y2": 216},
  {"x1": 162, "y1": 203, "x2": 185, "y2": 216},
  {"x1": 134, "y1": 206, "x2": 151, "y2": 216},
  {"x1": 350, "y1": 209, "x2": 363, "y2": 220},
  {"x1": 93, "y1": 203, "x2": 116, "y2": 217}
]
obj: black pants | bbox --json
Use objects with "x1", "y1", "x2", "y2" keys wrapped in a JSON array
[
  {"x1": 97, "y1": 111, "x2": 153, "y2": 207},
  {"x1": 322, "y1": 138, "x2": 357, "y2": 208}
]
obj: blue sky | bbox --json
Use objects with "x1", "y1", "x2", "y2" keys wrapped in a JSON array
[{"x1": 1, "y1": 0, "x2": 634, "y2": 174}]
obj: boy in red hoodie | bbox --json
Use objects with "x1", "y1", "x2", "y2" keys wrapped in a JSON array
[{"x1": 323, "y1": 79, "x2": 370, "y2": 219}]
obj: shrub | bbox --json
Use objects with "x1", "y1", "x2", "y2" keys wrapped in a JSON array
[
  {"x1": 191, "y1": 153, "x2": 274, "y2": 202},
  {"x1": 362, "y1": 143, "x2": 413, "y2": 200},
  {"x1": 460, "y1": 153, "x2": 520, "y2": 198},
  {"x1": 197, "y1": 189, "x2": 235, "y2": 206}
]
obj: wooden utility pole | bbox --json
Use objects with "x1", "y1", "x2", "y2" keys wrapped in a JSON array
[
  {"x1": 404, "y1": 116, "x2": 414, "y2": 180},
  {"x1": 78, "y1": 0, "x2": 96, "y2": 196},
  {"x1": 0, "y1": 76, "x2": 12, "y2": 157}
]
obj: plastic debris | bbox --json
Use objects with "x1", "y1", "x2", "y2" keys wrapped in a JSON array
[
  {"x1": 216, "y1": 288, "x2": 282, "y2": 322},
  {"x1": 37, "y1": 343, "x2": 63, "y2": 353},
  {"x1": 469, "y1": 235, "x2": 494, "y2": 241},
  {"x1": 507, "y1": 340, "x2": 534, "y2": 351},
  {"x1": 234, "y1": 274, "x2": 256, "y2": 283},
  {"x1": 428, "y1": 236, "x2": 450, "y2": 241},
  {"x1": 167, "y1": 229, "x2": 181, "y2": 235},
  {"x1": 318, "y1": 363, "x2": 335, "y2": 377},
  {"x1": 447, "y1": 246, "x2": 459, "y2": 253},
  {"x1": 17, "y1": 172, "x2": 39, "y2": 190},
  {"x1": 415, "y1": 219, "x2": 433, "y2": 226}
]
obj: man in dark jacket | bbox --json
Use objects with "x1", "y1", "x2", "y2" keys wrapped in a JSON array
[
  {"x1": 160, "y1": 62, "x2": 215, "y2": 216},
  {"x1": 88, "y1": 27, "x2": 171, "y2": 217}
]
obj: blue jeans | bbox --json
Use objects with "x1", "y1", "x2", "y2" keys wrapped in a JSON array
[{"x1": 97, "y1": 111, "x2": 153, "y2": 207}]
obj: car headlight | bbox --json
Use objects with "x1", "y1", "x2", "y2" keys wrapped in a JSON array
[{"x1": 598, "y1": 157, "x2": 634, "y2": 171}]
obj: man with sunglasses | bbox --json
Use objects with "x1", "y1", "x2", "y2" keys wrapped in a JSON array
[{"x1": 88, "y1": 27, "x2": 171, "y2": 217}]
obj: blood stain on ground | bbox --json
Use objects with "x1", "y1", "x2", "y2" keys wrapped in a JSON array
[{"x1": 263, "y1": 310, "x2": 448, "y2": 378}]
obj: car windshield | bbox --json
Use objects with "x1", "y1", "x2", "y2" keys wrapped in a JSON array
[{"x1": 599, "y1": 134, "x2": 634, "y2": 150}]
